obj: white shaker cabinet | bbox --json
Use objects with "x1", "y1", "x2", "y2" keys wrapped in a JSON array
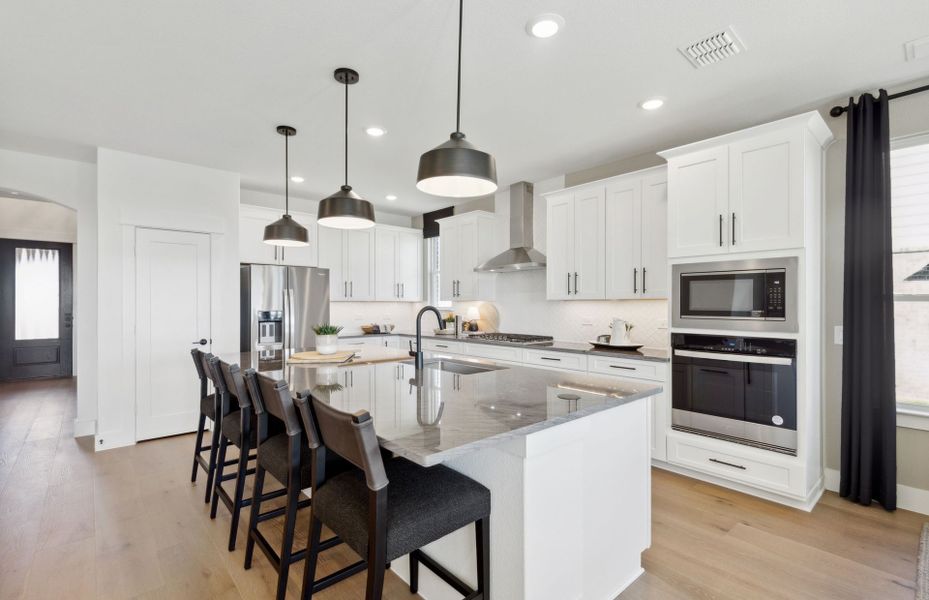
[
  {"x1": 659, "y1": 111, "x2": 832, "y2": 259},
  {"x1": 604, "y1": 167, "x2": 668, "y2": 299},
  {"x1": 545, "y1": 187, "x2": 606, "y2": 300},
  {"x1": 318, "y1": 225, "x2": 375, "y2": 301},
  {"x1": 375, "y1": 226, "x2": 423, "y2": 301},
  {"x1": 239, "y1": 204, "x2": 318, "y2": 266},
  {"x1": 437, "y1": 211, "x2": 496, "y2": 302}
]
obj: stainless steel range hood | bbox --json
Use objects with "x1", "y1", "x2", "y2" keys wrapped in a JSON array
[{"x1": 474, "y1": 181, "x2": 546, "y2": 272}]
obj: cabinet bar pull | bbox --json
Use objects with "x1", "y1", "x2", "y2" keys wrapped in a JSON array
[
  {"x1": 709, "y1": 458, "x2": 746, "y2": 470},
  {"x1": 609, "y1": 365, "x2": 635, "y2": 370},
  {"x1": 633, "y1": 268, "x2": 637, "y2": 294},
  {"x1": 574, "y1": 272, "x2": 578, "y2": 295},
  {"x1": 642, "y1": 267, "x2": 647, "y2": 294},
  {"x1": 540, "y1": 356, "x2": 561, "y2": 362},
  {"x1": 344, "y1": 281, "x2": 348, "y2": 297},
  {"x1": 731, "y1": 212, "x2": 736, "y2": 245},
  {"x1": 401, "y1": 282, "x2": 404, "y2": 297},
  {"x1": 719, "y1": 214, "x2": 724, "y2": 246},
  {"x1": 350, "y1": 281, "x2": 353, "y2": 298},
  {"x1": 436, "y1": 344, "x2": 448, "y2": 349},
  {"x1": 567, "y1": 272, "x2": 571, "y2": 295}
]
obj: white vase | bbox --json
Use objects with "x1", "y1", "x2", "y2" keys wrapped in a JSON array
[{"x1": 316, "y1": 334, "x2": 338, "y2": 355}]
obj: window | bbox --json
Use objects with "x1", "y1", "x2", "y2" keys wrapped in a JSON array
[
  {"x1": 890, "y1": 136, "x2": 929, "y2": 413},
  {"x1": 14, "y1": 247, "x2": 60, "y2": 340},
  {"x1": 425, "y1": 236, "x2": 451, "y2": 308}
]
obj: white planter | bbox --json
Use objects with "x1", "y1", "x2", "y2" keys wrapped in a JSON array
[{"x1": 316, "y1": 334, "x2": 339, "y2": 355}]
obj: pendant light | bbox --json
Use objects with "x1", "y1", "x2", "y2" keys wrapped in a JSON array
[
  {"x1": 317, "y1": 67, "x2": 376, "y2": 230},
  {"x1": 263, "y1": 125, "x2": 310, "y2": 246},
  {"x1": 416, "y1": 0, "x2": 497, "y2": 198}
]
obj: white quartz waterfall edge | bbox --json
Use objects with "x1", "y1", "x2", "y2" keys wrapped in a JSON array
[{"x1": 390, "y1": 399, "x2": 651, "y2": 600}]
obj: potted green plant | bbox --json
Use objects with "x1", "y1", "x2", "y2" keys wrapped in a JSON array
[{"x1": 313, "y1": 324, "x2": 343, "y2": 355}]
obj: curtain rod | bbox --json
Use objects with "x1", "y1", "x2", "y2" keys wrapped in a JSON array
[{"x1": 830, "y1": 83, "x2": 929, "y2": 117}]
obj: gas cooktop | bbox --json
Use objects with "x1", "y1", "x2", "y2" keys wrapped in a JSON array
[{"x1": 467, "y1": 333, "x2": 554, "y2": 346}]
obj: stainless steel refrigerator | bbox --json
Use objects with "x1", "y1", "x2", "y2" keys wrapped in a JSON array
[{"x1": 240, "y1": 264, "x2": 330, "y2": 354}]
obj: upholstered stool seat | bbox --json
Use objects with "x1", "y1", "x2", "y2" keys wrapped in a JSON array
[{"x1": 314, "y1": 456, "x2": 491, "y2": 562}]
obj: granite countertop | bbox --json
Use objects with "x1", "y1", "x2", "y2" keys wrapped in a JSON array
[
  {"x1": 340, "y1": 331, "x2": 670, "y2": 363},
  {"x1": 224, "y1": 348, "x2": 662, "y2": 467}
]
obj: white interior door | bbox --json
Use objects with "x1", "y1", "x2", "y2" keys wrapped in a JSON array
[{"x1": 136, "y1": 228, "x2": 211, "y2": 441}]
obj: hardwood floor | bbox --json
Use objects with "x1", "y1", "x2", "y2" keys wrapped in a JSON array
[{"x1": 0, "y1": 378, "x2": 923, "y2": 599}]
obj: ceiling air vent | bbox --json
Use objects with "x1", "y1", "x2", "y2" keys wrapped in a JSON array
[{"x1": 679, "y1": 26, "x2": 746, "y2": 68}]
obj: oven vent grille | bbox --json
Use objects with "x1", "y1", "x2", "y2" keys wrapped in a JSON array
[{"x1": 679, "y1": 26, "x2": 746, "y2": 68}]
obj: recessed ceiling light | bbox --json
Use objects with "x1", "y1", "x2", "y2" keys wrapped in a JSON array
[
  {"x1": 10, "y1": 191, "x2": 19, "y2": 195},
  {"x1": 365, "y1": 126, "x2": 386, "y2": 137},
  {"x1": 385, "y1": 194, "x2": 397, "y2": 201},
  {"x1": 639, "y1": 98, "x2": 665, "y2": 111},
  {"x1": 526, "y1": 13, "x2": 564, "y2": 39},
  {"x1": 290, "y1": 176, "x2": 305, "y2": 183}
]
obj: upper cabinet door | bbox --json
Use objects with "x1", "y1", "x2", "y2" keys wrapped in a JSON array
[
  {"x1": 729, "y1": 130, "x2": 804, "y2": 253},
  {"x1": 374, "y1": 228, "x2": 398, "y2": 300},
  {"x1": 572, "y1": 187, "x2": 606, "y2": 299},
  {"x1": 239, "y1": 212, "x2": 277, "y2": 264},
  {"x1": 546, "y1": 193, "x2": 574, "y2": 300},
  {"x1": 605, "y1": 179, "x2": 641, "y2": 299},
  {"x1": 667, "y1": 146, "x2": 729, "y2": 258},
  {"x1": 456, "y1": 216, "x2": 479, "y2": 300},
  {"x1": 345, "y1": 229, "x2": 375, "y2": 300},
  {"x1": 640, "y1": 173, "x2": 669, "y2": 299},
  {"x1": 317, "y1": 225, "x2": 346, "y2": 300},
  {"x1": 439, "y1": 220, "x2": 458, "y2": 302},
  {"x1": 397, "y1": 231, "x2": 422, "y2": 301}
]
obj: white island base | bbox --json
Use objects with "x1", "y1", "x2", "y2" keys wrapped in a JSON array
[{"x1": 390, "y1": 398, "x2": 651, "y2": 600}]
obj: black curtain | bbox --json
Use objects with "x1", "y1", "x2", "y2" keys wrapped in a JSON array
[{"x1": 840, "y1": 90, "x2": 897, "y2": 510}]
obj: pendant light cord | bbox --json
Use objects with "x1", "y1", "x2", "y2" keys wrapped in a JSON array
[
  {"x1": 455, "y1": 0, "x2": 463, "y2": 134},
  {"x1": 344, "y1": 78, "x2": 349, "y2": 187},
  {"x1": 284, "y1": 132, "x2": 290, "y2": 215}
]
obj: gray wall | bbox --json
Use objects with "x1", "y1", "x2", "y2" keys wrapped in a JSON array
[{"x1": 560, "y1": 77, "x2": 929, "y2": 491}]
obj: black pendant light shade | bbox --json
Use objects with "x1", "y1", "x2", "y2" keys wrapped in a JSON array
[
  {"x1": 318, "y1": 68, "x2": 375, "y2": 230},
  {"x1": 416, "y1": 0, "x2": 497, "y2": 198},
  {"x1": 264, "y1": 125, "x2": 309, "y2": 246}
]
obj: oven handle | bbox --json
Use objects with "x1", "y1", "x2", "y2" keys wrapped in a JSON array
[{"x1": 673, "y1": 349, "x2": 792, "y2": 366}]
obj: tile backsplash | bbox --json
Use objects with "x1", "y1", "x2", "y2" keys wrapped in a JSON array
[
  {"x1": 451, "y1": 270, "x2": 670, "y2": 348},
  {"x1": 330, "y1": 302, "x2": 417, "y2": 335}
]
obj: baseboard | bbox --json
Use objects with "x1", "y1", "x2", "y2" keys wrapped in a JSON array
[
  {"x1": 654, "y1": 461, "x2": 823, "y2": 512},
  {"x1": 73, "y1": 418, "x2": 96, "y2": 438},
  {"x1": 824, "y1": 468, "x2": 929, "y2": 515}
]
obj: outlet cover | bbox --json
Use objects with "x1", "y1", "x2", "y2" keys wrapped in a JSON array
[{"x1": 834, "y1": 325, "x2": 843, "y2": 345}]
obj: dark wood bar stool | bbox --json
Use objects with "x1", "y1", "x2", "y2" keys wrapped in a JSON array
[
  {"x1": 190, "y1": 349, "x2": 221, "y2": 503},
  {"x1": 296, "y1": 394, "x2": 491, "y2": 600},
  {"x1": 243, "y1": 371, "x2": 362, "y2": 600},
  {"x1": 208, "y1": 358, "x2": 281, "y2": 551}
]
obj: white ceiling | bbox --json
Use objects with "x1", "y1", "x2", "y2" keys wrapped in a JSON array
[{"x1": 2, "y1": 0, "x2": 928, "y2": 215}]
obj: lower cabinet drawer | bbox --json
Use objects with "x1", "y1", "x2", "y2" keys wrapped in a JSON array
[
  {"x1": 588, "y1": 356, "x2": 660, "y2": 379},
  {"x1": 523, "y1": 349, "x2": 588, "y2": 371},
  {"x1": 667, "y1": 433, "x2": 798, "y2": 494},
  {"x1": 421, "y1": 339, "x2": 463, "y2": 354},
  {"x1": 464, "y1": 343, "x2": 525, "y2": 363}
]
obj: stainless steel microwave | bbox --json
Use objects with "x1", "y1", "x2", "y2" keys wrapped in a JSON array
[{"x1": 672, "y1": 257, "x2": 798, "y2": 333}]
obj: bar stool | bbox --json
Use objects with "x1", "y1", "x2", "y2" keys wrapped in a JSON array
[
  {"x1": 296, "y1": 394, "x2": 491, "y2": 600},
  {"x1": 190, "y1": 349, "x2": 220, "y2": 503},
  {"x1": 208, "y1": 358, "x2": 282, "y2": 551},
  {"x1": 243, "y1": 371, "x2": 362, "y2": 600}
]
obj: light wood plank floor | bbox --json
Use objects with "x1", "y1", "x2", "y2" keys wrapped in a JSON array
[{"x1": 0, "y1": 378, "x2": 923, "y2": 599}]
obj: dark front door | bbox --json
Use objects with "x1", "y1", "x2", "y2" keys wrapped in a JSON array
[{"x1": 0, "y1": 239, "x2": 73, "y2": 380}]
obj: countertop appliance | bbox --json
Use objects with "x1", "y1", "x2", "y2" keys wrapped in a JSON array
[
  {"x1": 672, "y1": 257, "x2": 797, "y2": 333},
  {"x1": 467, "y1": 333, "x2": 554, "y2": 345},
  {"x1": 671, "y1": 332, "x2": 797, "y2": 454},
  {"x1": 240, "y1": 264, "x2": 329, "y2": 355}
]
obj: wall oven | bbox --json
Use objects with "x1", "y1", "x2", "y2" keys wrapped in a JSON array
[
  {"x1": 672, "y1": 257, "x2": 797, "y2": 333},
  {"x1": 671, "y1": 333, "x2": 797, "y2": 455}
]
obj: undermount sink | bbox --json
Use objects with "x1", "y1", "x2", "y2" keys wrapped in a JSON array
[{"x1": 403, "y1": 359, "x2": 507, "y2": 375}]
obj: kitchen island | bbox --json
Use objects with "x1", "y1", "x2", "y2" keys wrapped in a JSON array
[{"x1": 234, "y1": 347, "x2": 661, "y2": 600}]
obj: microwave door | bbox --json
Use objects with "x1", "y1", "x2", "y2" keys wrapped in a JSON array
[{"x1": 680, "y1": 271, "x2": 766, "y2": 319}]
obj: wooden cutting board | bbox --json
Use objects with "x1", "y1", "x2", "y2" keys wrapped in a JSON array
[{"x1": 289, "y1": 350, "x2": 356, "y2": 364}]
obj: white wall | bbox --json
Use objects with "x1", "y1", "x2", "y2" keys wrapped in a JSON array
[
  {"x1": 95, "y1": 148, "x2": 240, "y2": 449},
  {"x1": 0, "y1": 148, "x2": 98, "y2": 436}
]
